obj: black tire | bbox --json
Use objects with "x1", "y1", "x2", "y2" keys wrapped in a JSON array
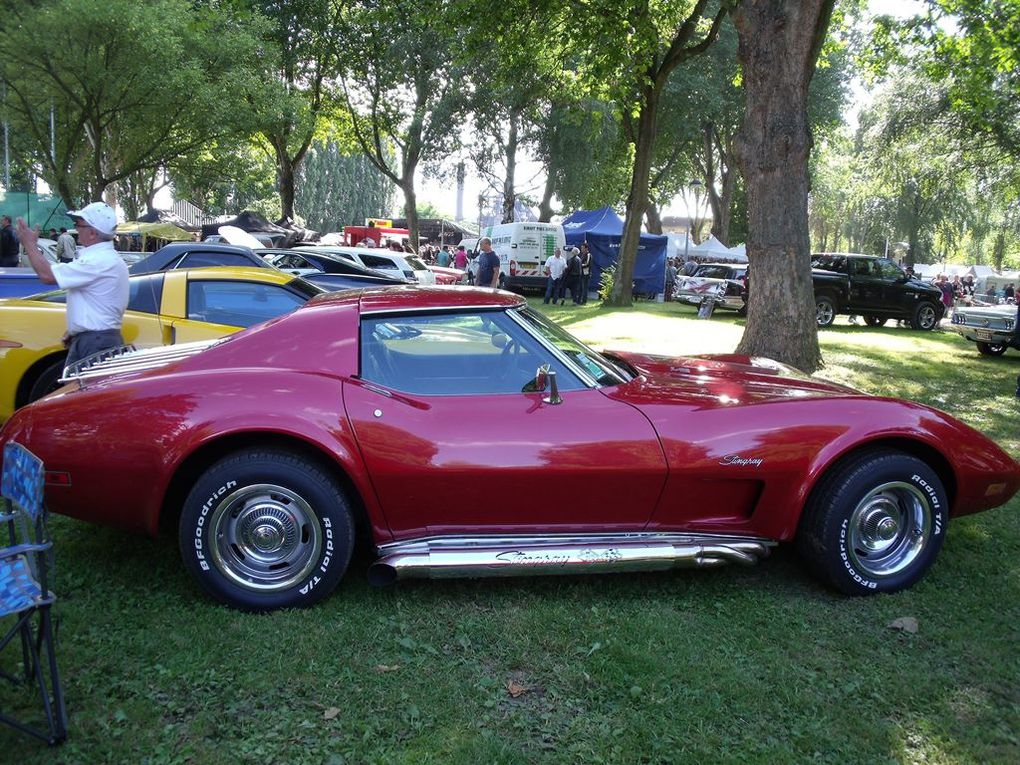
[
  {"x1": 976, "y1": 341, "x2": 1008, "y2": 356},
  {"x1": 863, "y1": 315, "x2": 887, "y2": 327},
  {"x1": 796, "y1": 450, "x2": 947, "y2": 595},
  {"x1": 27, "y1": 356, "x2": 68, "y2": 404},
  {"x1": 179, "y1": 448, "x2": 354, "y2": 611},
  {"x1": 910, "y1": 301, "x2": 940, "y2": 331},
  {"x1": 815, "y1": 295, "x2": 836, "y2": 327},
  {"x1": 497, "y1": 274, "x2": 507, "y2": 291}
]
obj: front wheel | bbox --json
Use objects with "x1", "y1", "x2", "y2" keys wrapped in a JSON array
[
  {"x1": 797, "y1": 450, "x2": 947, "y2": 595},
  {"x1": 976, "y1": 341, "x2": 1008, "y2": 356},
  {"x1": 911, "y1": 301, "x2": 940, "y2": 331},
  {"x1": 815, "y1": 295, "x2": 836, "y2": 327},
  {"x1": 180, "y1": 448, "x2": 354, "y2": 611}
]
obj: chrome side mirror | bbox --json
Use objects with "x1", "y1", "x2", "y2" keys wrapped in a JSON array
[
  {"x1": 542, "y1": 367, "x2": 562, "y2": 405},
  {"x1": 534, "y1": 364, "x2": 549, "y2": 392}
]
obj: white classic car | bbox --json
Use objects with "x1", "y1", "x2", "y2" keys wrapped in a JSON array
[{"x1": 949, "y1": 303, "x2": 1019, "y2": 356}]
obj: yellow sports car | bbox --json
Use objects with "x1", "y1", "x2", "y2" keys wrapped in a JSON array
[{"x1": 0, "y1": 267, "x2": 324, "y2": 422}]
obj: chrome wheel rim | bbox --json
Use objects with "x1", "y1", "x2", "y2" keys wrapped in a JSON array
[
  {"x1": 918, "y1": 305, "x2": 937, "y2": 329},
  {"x1": 816, "y1": 301, "x2": 835, "y2": 325},
  {"x1": 847, "y1": 481, "x2": 932, "y2": 578},
  {"x1": 209, "y1": 483, "x2": 322, "y2": 592}
]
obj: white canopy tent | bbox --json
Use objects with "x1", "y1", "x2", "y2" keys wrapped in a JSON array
[{"x1": 690, "y1": 235, "x2": 747, "y2": 263}]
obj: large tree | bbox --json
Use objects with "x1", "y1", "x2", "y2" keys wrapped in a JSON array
[
  {"x1": 591, "y1": 0, "x2": 730, "y2": 306},
  {"x1": 332, "y1": 0, "x2": 469, "y2": 252},
  {"x1": 239, "y1": 0, "x2": 342, "y2": 221},
  {"x1": 732, "y1": 0, "x2": 836, "y2": 373},
  {"x1": 0, "y1": 0, "x2": 266, "y2": 207},
  {"x1": 297, "y1": 140, "x2": 396, "y2": 232}
]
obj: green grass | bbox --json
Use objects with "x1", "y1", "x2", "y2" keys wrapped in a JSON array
[{"x1": 7, "y1": 301, "x2": 1019, "y2": 764}]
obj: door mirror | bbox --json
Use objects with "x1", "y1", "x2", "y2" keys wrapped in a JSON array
[{"x1": 534, "y1": 363, "x2": 549, "y2": 392}]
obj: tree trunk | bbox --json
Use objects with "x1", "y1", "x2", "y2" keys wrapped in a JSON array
[
  {"x1": 732, "y1": 0, "x2": 834, "y2": 373},
  {"x1": 501, "y1": 116, "x2": 519, "y2": 224},
  {"x1": 277, "y1": 153, "x2": 296, "y2": 221},
  {"x1": 402, "y1": 180, "x2": 419, "y2": 255},
  {"x1": 538, "y1": 171, "x2": 556, "y2": 222},
  {"x1": 609, "y1": 86, "x2": 658, "y2": 306},
  {"x1": 992, "y1": 230, "x2": 1005, "y2": 272},
  {"x1": 645, "y1": 204, "x2": 663, "y2": 235}
]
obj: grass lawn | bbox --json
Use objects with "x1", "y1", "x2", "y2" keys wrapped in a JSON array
[{"x1": 6, "y1": 299, "x2": 1019, "y2": 764}]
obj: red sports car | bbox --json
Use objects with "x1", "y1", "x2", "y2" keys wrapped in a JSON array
[{"x1": 2, "y1": 287, "x2": 1017, "y2": 611}]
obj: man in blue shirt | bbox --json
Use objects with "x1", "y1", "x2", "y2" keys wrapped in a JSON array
[{"x1": 477, "y1": 237, "x2": 500, "y2": 289}]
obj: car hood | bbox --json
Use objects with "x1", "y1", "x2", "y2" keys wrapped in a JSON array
[{"x1": 603, "y1": 351, "x2": 861, "y2": 408}]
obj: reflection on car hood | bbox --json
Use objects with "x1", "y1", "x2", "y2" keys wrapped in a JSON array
[{"x1": 604, "y1": 351, "x2": 861, "y2": 408}]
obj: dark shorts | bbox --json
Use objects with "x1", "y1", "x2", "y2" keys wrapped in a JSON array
[{"x1": 65, "y1": 330, "x2": 125, "y2": 368}]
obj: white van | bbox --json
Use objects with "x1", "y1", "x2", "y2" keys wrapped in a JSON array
[{"x1": 479, "y1": 222, "x2": 566, "y2": 291}]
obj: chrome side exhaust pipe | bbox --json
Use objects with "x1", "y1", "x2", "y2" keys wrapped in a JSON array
[{"x1": 367, "y1": 533, "x2": 774, "y2": 587}]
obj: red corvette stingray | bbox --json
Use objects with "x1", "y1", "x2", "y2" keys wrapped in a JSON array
[{"x1": 2, "y1": 286, "x2": 1017, "y2": 611}]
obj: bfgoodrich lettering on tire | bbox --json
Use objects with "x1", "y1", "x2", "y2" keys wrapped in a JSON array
[
  {"x1": 179, "y1": 448, "x2": 354, "y2": 611},
  {"x1": 797, "y1": 449, "x2": 947, "y2": 595}
]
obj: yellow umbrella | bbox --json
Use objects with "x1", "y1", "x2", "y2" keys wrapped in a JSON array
[{"x1": 116, "y1": 221, "x2": 193, "y2": 241}]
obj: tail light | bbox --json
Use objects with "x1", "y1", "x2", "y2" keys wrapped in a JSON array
[{"x1": 510, "y1": 261, "x2": 518, "y2": 276}]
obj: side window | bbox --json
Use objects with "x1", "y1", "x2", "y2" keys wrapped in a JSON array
[
  {"x1": 874, "y1": 258, "x2": 904, "y2": 280},
  {"x1": 361, "y1": 255, "x2": 402, "y2": 272},
  {"x1": 126, "y1": 273, "x2": 165, "y2": 314},
  {"x1": 178, "y1": 252, "x2": 257, "y2": 269},
  {"x1": 359, "y1": 311, "x2": 584, "y2": 395},
  {"x1": 187, "y1": 280, "x2": 307, "y2": 328}
]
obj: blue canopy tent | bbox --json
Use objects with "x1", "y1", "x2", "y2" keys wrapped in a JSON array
[{"x1": 561, "y1": 206, "x2": 668, "y2": 296}]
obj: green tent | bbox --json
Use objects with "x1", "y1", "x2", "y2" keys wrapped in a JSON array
[{"x1": 0, "y1": 191, "x2": 74, "y2": 231}]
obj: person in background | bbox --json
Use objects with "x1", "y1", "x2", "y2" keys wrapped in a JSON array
[
  {"x1": 56, "y1": 226, "x2": 77, "y2": 263},
  {"x1": 543, "y1": 247, "x2": 566, "y2": 304},
  {"x1": 564, "y1": 246, "x2": 582, "y2": 305},
  {"x1": 578, "y1": 242, "x2": 592, "y2": 304},
  {"x1": 16, "y1": 202, "x2": 129, "y2": 367},
  {"x1": 454, "y1": 244, "x2": 468, "y2": 272},
  {"x1": 665, "y1": 257, "x2": 678, "y2": 301},
  {"x1": 0, "y1": 215, "x2": 19, "y2": 267},
  {"x1": 476, "y1": 237, "x2": 500, "y2": 290}
]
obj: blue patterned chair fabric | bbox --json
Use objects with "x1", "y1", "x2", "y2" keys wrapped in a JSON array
[{"x1": 2, "y1": 442, "x2": 45, "y2": 522}]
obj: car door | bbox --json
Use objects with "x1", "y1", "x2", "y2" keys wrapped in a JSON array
[{"x1": 343, "y1": 309, "x2": 668, "y2": 538}]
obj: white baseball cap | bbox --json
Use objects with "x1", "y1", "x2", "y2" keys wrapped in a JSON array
[{"x1": 67, "y1": 202, "x2": 117, "y2": 236}]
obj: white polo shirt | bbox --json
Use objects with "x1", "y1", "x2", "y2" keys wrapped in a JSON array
[
  {"x1": 52, "y1": 241, "x2": 129, "y2": 334},
  {"x1": 547, "y1": 255, "x2": 566, "y2": 279}
]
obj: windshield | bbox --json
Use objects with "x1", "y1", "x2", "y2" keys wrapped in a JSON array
[
  {"x1": 405, "y1": 255, "x2": 428, "y2": 270},
  {"x1": 515, "y1": 307, "x2": 630, "y2": 386}
]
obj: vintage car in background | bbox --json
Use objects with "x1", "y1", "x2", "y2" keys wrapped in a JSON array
[
  {"x1": 673, "y1": 263, "x2": 748, "y2": 311},
  {"x1": 259, "y1": 248, "x2": 411, "y2": 287},
  {"x1": 294, "y1": 245, "x2": 437, "y2": 285},
  {"x1": 0, "y1": 267, "x2": 324, "y2": 422},
  {"x1": 949, "y1": 303, "x2": 1019, "y2": 356},
  {"x1": 2, "y1": 286, "x2": 1017, "y2": 612}
]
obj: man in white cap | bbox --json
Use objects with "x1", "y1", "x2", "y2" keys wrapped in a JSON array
[{"x1": 16, "y1": 202, "x2": 129, "y2": 367}]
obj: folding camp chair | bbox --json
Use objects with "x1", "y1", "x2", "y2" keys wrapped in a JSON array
[{"x1": 0, "y1": 442, "x2": 67, "y2": 745}]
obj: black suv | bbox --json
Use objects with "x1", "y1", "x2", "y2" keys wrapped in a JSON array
[{"x1": 810, "y1": 253, "x2": 945, "y2": 330}]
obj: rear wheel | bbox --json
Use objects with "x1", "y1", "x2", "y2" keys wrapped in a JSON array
[
  {"x1": 911, "y1": 301, "x2": 940, "y2": 331},
  {"x1": 179, "y1": 448, "x2": 354, "y2": 611},
  {"x1": 976, "y1": 341, "x2": 1008, "y2": 356},
  {"x1": 797, "y1": 450, "x2": 947, "y2": 595},
  {"x1": 27, "y1": 357, "x2": 68, "y2": 404},
  {"x1": 863, "y1": 315, "x2": 887, "y2": 327},
  {"x1": 815, "y1": 295, "x2": 836, "y2": 327}
]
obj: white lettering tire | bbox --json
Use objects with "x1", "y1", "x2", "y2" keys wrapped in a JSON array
[
  {"x1": 797, "y1": 450, "x2": 947, "y2": 595},
  {"x1": 179, "y1": 448, "x2": 354, "y2": 611}
]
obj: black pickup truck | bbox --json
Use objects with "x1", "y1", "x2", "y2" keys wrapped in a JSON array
[{"x1": 810, "y1": 253, "x2": 945, "y2": 330}]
